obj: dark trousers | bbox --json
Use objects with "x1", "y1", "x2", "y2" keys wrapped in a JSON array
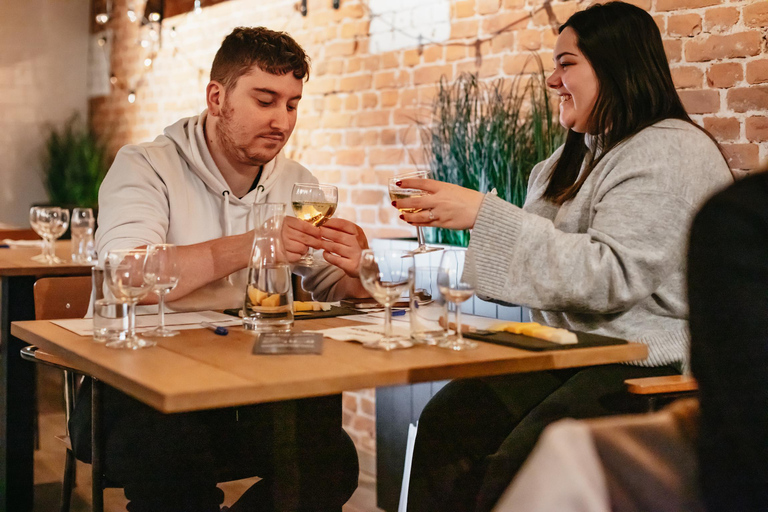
[
  {"x1": 69, "y1": 379, "x2": 359, "y2": 512},
  {"x1": 407, "y1": 363, "x2": 678, "y2": 512}
]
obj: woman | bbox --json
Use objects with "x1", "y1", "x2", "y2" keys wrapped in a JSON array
[{"x1": 396, "y1": 3, "x2": 733, "y2": 511}]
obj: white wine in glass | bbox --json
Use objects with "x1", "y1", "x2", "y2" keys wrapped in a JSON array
[
  {"x1": 105, "y1": 248, "x2": 155, "y2": 349},
  {"x1": 291, "y1": 183, "x2": 338, "y2": 266},
  {"x1": 437, "y1": 249, "x2": 478, "y2": 351},
  {"x1": 389, "y1": 171, "x2": 442, "y2": 254},
  {"x1": 144, "y1": 244, "x2": 180, "y2": 337}
]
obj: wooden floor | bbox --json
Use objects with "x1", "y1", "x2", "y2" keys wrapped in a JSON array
[{"x1": 34, "y1": 365, "x2": 384, "y2": 512}]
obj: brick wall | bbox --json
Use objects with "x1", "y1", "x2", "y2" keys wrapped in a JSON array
[{"x1": 90, "y1": 0, "x2": 768, "y2": 481}]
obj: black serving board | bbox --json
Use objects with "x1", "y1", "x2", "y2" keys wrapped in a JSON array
[
  {"x1": 464, "y1": 329, "x2": 629, "y2": 351},
  {"x1": 224, "y1": 305, "x2": 366, "y2": 321}
]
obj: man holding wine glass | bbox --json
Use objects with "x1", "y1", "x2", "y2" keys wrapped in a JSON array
[{"x1": 74, "y1": 26, "x2": 362, "y2": 512}]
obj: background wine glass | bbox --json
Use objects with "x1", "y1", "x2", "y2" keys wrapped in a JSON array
[
  {"x1": 437, "y1": 249, "x2": 478, "y2": 351},
  {"x1": 144, "y1": 244, "x2": 180, "y2": 337},
  {"x1": 29, "y1": 207, "x2": 48, "y2": 263},
  {"x1": 29, "y1": 207, "x2": 69, "y2": 264},
  {"x1": 389, "y1": 170, "x2": 442, "y2": 255},
  {"x1": 71, "y1": 207, "x2": 96, "y2": 263},
  {"x1": 359, "y1": 248, "x2": 414, "y2": 350},
  {"x1": 105, "y1": 248, "x2": 155, "y2": 349},
  {"x1": 291, "y1": 183, "x2": 338, "y2": 266}
]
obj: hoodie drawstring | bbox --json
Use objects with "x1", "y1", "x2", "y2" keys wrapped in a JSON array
[{"x1": 222, "y1": 191, "x2": 234, "y2": 285}]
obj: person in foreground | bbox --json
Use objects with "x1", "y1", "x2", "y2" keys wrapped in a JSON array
[
  {"x1": 69, "y1": 27, "x2": 361, "y2": 511},
  {"x1": 688, "y1": 170, "x2": 768, "y2": 511},
  {"x1": 395, "y1": 3, "x2": 732, "y2": 511}
]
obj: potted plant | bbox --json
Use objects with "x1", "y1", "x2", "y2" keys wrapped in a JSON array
[{"x1": 418, "y1": 56, "x2": 564, "y2": 247}]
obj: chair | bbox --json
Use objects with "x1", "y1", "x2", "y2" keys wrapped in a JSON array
[
  {"x1": 625, "y1": 375, "x2": 698, "y2": 411},
  {"x1": 20, "y1": 275, "x2": 96, "y2": 512},
  {"x1": 0, "y1": 227, "x2": 40, "y2": 241}
]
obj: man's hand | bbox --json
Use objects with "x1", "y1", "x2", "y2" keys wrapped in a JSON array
[
  {"x1": 282, "y1": 216, "x2": 324, "y2": 263},
  {"x1": 319, "y1": 218, "x2": 369, "y2": 278}
]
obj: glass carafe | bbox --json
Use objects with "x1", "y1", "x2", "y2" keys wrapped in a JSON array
[{"x1": 243, "y1": 203, "x2": 294, "y2": 332}]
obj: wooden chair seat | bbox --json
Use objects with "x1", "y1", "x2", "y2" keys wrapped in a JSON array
[{"x1": 625, "y1": 375, "x2": 698, "y2": 395}]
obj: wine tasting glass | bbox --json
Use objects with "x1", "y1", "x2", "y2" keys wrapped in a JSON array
[
  {"x1": 29, "y1": 207, "x2": 69, "y2": 264},
  {"x1": 359, "y1": 248, "x2": 415, "y2": 351},
  {"x1": 144, "y1": 244, "x2": 180, "y2": 337},
  {"x1": 104, "y1": 248, "x2": 155, "y2": 349},
  {"x1": 389, "y1": 170, "x2": 442, "y2": 255},
  {"x1": 71, "y1": 207, "x2": 96, "y2": 263},
  {"x1": 437, "y1": 249, "x2": 478, "y2": 351},
  {"x1": 291, "y1": 183, "x2": 338, "y2": 266}
]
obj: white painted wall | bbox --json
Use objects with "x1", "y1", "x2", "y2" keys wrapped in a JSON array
[
  {"x1": 368, "y1": 0, "x2": 450, "y2": 54},
  {"x1": 0, "y1": 0, "x2": 90, "y2": 226}
]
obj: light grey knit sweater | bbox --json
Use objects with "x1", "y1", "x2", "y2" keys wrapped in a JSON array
[{"x1": 466, "y1": 119, "x2": 733, "y2": 369}]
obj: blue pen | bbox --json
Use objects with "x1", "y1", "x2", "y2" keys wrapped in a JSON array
[
  {"x1": 202, "y1": 322, "x2": 228, "y2": 336},
  {"x1": 392, "y1": 309, "x2": 406, "y2": 317}
]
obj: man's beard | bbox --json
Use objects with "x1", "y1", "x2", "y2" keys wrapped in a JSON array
[{"x1": 216, "y1": 100, "x2": 277, "y2": 167}]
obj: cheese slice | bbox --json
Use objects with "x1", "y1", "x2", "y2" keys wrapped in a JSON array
[{"x1": 490, "y1": 321, "x2": 577, "y2": 345}]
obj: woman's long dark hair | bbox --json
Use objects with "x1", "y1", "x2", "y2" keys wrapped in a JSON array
[{"x1": 544, "y1": 1, "x2": 722, "y2": 204}]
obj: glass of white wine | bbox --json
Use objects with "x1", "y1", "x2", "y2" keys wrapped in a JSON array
[
  {"x1": 144, "y1": 244, "x2": 180, "y2": 337},
  {"x1": 389, "y1": 170, "x2": 442, "y2": 254},
  {"x1": 104, "y1": 248, "x2": 155, "y2": 349},
  {"x1": 437, "y1": 249, "x2": 478, "y2": 351},
  {"x1": 359, "y1": 248, "x2": 415, "y2": 351},
  {"x1": 291, "y1": 183, "x2": 338, "y2": 266}
]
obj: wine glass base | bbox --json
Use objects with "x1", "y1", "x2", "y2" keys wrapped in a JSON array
[
  {"x1": 31, "y1": 254, "x2": 48, "y2": 263},
  {"x1": 363, "y1": 337, "x2": 414, "y2": 351},
  {"x1": 146, "y1": 327, "x2": 180, "y2": 337},
  {"x1": 438, "y1": 336, "x2": 478, "y2": 351},
  {"x1": 106, "y1": 336, "x2": 156, "y2": 349},
  {"x1": 410, "y1": 245, "x2": 443, "y2": 255}
]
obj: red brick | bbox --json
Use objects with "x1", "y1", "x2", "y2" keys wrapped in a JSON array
[
  {"x1": 479, "y1": 56, "x2": 502, "y2": 78},
  {"x1": 381, "y1": 52, "x2": 399, "y2": 70},
  {"x1": 746, "y1": 117, "x2": 768, "y2": 142},
  {"x1": 727, "y1": 86, "x2": 768, "y2": 112},
  {"x1": 336, "y1": 149, "x2": 366, "y2": 166},
  {"x1": 663, "y1": 39, "x2": 683, "y2": 63},
  {"x1": 671, "y1": 66, "x2": 704, "y2": 89},
  {"x1": 321, "y1": 113, "x2": 352, "y2": 128},
  {"x1": 344, "y1": 94, "x2": 359, "y2": 110},
  {"x1": 668, "y1": 14, "x2": 702, "y2": 37},
  {"x1": 340, "y1": 20, "x2": 369, "y2": 39},
  {"x1": 744, "y1": 1, "x2": 768, "y2": 28},
  {"x1": 401, "y1": 89, "x2": 418, "y2": 107},
  {"x1": 678, "y1": 89, "x2": 720, "y2": 114},
  {"x1": 325, "y1": 41, "x2": 356, "y2": 57},
  {"x1": 403, "y1": 49, "x2": 420, "y2": 67},
  {"x1": 453, "y1": 0, "x2": 475, "y2": 18},
  {"x1": 381, "y1": 129, "x2": 398, "y2": 145},
  {"x1": 477, "y1": 0, "x2": 501, "y2": 15},
  {"x1": 380, "y1": 90, "x2": 398, "y2": 108},
  {"x1": 482, "y1": 10, "x2": 529, "y2": 33},
  {"x1": 356, "y1": 110, "x2": 391, "y2": 127},
  {"x1": 503, "y1": 53, "x2": 547, "y2": 74},
  {"x1": 446, "y1": 44, "x2": 469, "y2": 61},
  {"x1": 351, "y1": 190, "x2": 384, "y2": 206},
  {"x1": 338, "y1": 74, "x2": 372, "y2": 93},
  {"x1": 746, "y1": 59, "x2": 768, "y2": 85},
  {"x1": 622, "y1": 0, "x2": 652, "y2": 9},
  {"x1": 722, "y1": 143, "x2": 760, "y2": 170},
  {"x1": 706, "y1": 62, "x2": 743, "y2": 88},
  {"x1": 491, "y1": 32, "x2": 516, "y2": 54},
  {"x1": 423, "y1": 45, "x2": 444, "y2": 64},
  {"x1": 369, "y1": 148, "x2": 404, "y2": 165},
  {"x1": 517, "y1": 30, "x2": 542, "y2": 51},
  {"x1": 503, "y1": 0, "x2": 526, "y2": 7},
  {"x1": 342, "y1": 393, "x2": 358, "y2": 413},
  {"x1": 452, "y1": 19, "x2": 480, "y2": 39},
  {"x1": 685, "y1": 32, "x2": 762, "y2": 62},
  {"x1": 362, "y1": 92, "x2": 378, "y2": 109},
  {"x1": 345, "y1": 57, "x2": 362, "y2": 74},
  {"x1": 373, "y1": 71, "x2": 395, "y2": 90},
  {"x1": 414, "y1": 65, "x2": 453, "y2": 86},
  {"x1": 702, "y1": 116, "x2": 740, "y2": 141},
  {"x1": 358, "y1": 209, "x2": 376, "y2": 224},
  {"x1": 656, "y1": 0, "x2": 720, "y2": 11},
  {"x1": 703, "y1": 6, "x2": 740, "y2": 33}
]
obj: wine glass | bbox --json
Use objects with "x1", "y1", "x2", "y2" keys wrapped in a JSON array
[
  {"x1": 437, "y1": 249, "x2": 478, "y2": 351},
  {"x1": 29, "y1": 207, "x2": 69, "y2": 264},
  {"x1": 144, "y1": 244, "x2": 180, "y2": 337},
  {"x1": 29, "y1": 207, "x2": 48, "y2": 263},
  {"x1": 389, "y1": 170, "x2": 442, "y2": 255},
  {"x1": 291, "y1": 183, "x2": 338, "y2": 266},
  {"x1": 71, "y1": 208, "x2": 96, "y2": 264},
  {"x1": 104, "y1": 248, "x2": 155, "y2": 349},
  {"x1": 358, "y1": 248, "x2": 415, "y2": 350}
]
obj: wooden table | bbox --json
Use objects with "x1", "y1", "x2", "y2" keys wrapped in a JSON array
[
  {"x1": 10, "y1": 318, "x2": 648, "y2": 414},
  {"x1": 0, "y1": 243, "x2": 92, "y2": 512}
]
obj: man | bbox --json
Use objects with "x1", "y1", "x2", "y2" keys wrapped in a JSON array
[{"x1": 70, "y1": 27, "x2": 362, "y2": 511}]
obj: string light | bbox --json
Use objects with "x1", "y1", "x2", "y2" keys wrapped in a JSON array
[
  {"x1": 127, "y1": 91, "x2": 136, "y2": 103},
  {"x1": 144, "y1": 57, "x2": 153, "y2": 67},
  {"x1": 149, "y1": 12, "x2": 161, "y2": 22},
  {"x1": 95, "y1": 13, "x2": 110, "y2": 24},
  {"x1": 193, "y1": 0, "x2": 202, "y2": 14}
]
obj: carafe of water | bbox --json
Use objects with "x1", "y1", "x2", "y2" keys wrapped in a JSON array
[{"x1": 243, "y1": 203, "x2": 294, "y2": 332}]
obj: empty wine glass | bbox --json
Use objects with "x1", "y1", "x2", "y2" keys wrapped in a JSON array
[
  {"x1": 104, "y1": 248, "x2": 155, "y2": 349},
  {"x1": 389, "y1": 170, "x2": 443, "y2": 255},
  {"x1": 29, "y1": 207, "x2": 69, "y2": 264},
  {"x1": 291, "y1": 183, "x2": 338, "y2": 266},
  {"x1": 71, "y1": 208, "x2": 96, "y2": 264},
  {"x1": 437, "y1": 249, "x2": 478, "y2": 351},
  {"x1": 358, "y1": 248, "x2": 415, "y2": 350},
  {"x1": 144, "y1": 244, "x2": 180, "y2": 337}
]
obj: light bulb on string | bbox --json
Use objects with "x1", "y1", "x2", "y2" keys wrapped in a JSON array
[
  {"x1": 149, "y1": 12, "x2": 161, "y2": 22},
  {"x1": 170, "y1": 26, "x2": 177, "y2": 38},
  {"x1": 95, "y1": 13, "x2": 109, "y2": 24},
  {"x1": 97, "y1": 37, "x2": 107, "y2": 47},
  {"x1": 193, "y1": 0, "x2": 202, "y2": 14},
  {"x1": 144, "y1": 57, "x2": 153, "y2": 67},
  {"x1": 128, "y1": 91, "x2": 136, "y2": 103},
  {"x1": 109, "y1": 74, "x2": 118, "y2": 85}
]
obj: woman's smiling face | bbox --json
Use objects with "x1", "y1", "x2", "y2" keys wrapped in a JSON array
[{"x1": 546, "y1": 27, "x2": 599, "y2": 133}]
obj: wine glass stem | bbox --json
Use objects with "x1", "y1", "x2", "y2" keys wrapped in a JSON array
[
  {"x1": 157, "y1": 291, "x2": 166, "y2": 330},
  {"x1": 455, "y1": 304, "x2": 463, "y2": 341},
  {"x1": 45, "y1": 237, "x2": 54, "y2": 262},
  {"x1": 384, "y1": 304, "x2": 393, "y2": 340},
  {"x1": 128, "y1": 300, "x2": 137, "y2": 339},
  {"x1": 416, "y1": 226, "x2": 427, "y2": 248}
]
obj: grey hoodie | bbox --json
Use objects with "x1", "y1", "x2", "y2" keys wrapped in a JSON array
[
  {"x1": 96, "y1": 110, "x2": 346, "y2": 311},
  {"x1": 466, "y1": 119, "x2": 733, "y2": 370}
]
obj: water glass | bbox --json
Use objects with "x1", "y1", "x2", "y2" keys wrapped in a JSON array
[
  {"x1": 144, "y1": 244, "x2": 180, "y2": 337},
  {"x1": 104, "y1": 248, "x2": 155, "y2": 349},
  {"x1": 409, "y1": 266, "x2": 448, "y2": 345},
  {"x1": 92, "y1": 298, "x2": 130, "y2": 343},
  {"x1": 71, "y1": 208, "x2": 96, "y2": 264}
]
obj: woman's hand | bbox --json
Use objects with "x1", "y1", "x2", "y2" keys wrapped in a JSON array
[
  {"x1": 319, "y1": 219, "x2": 369, "y2": 278},
  {"x1": 282, "y1": 216, "x2": 323, "y2": 263},
  {"x1": 393, "y1": 179, "x2": 486, "y2": 231}
]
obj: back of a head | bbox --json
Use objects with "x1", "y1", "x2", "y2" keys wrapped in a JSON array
[
  {"x1": 210, "y1": 26, "x2": 310, "y2": 90},
  {"x1": 561, "y1": 1, "x2": 688, "y2": 135}
]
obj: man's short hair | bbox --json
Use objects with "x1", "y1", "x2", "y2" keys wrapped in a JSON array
[{"x1": 210, "y1": 27, "x2": 310, "y2": 89}]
